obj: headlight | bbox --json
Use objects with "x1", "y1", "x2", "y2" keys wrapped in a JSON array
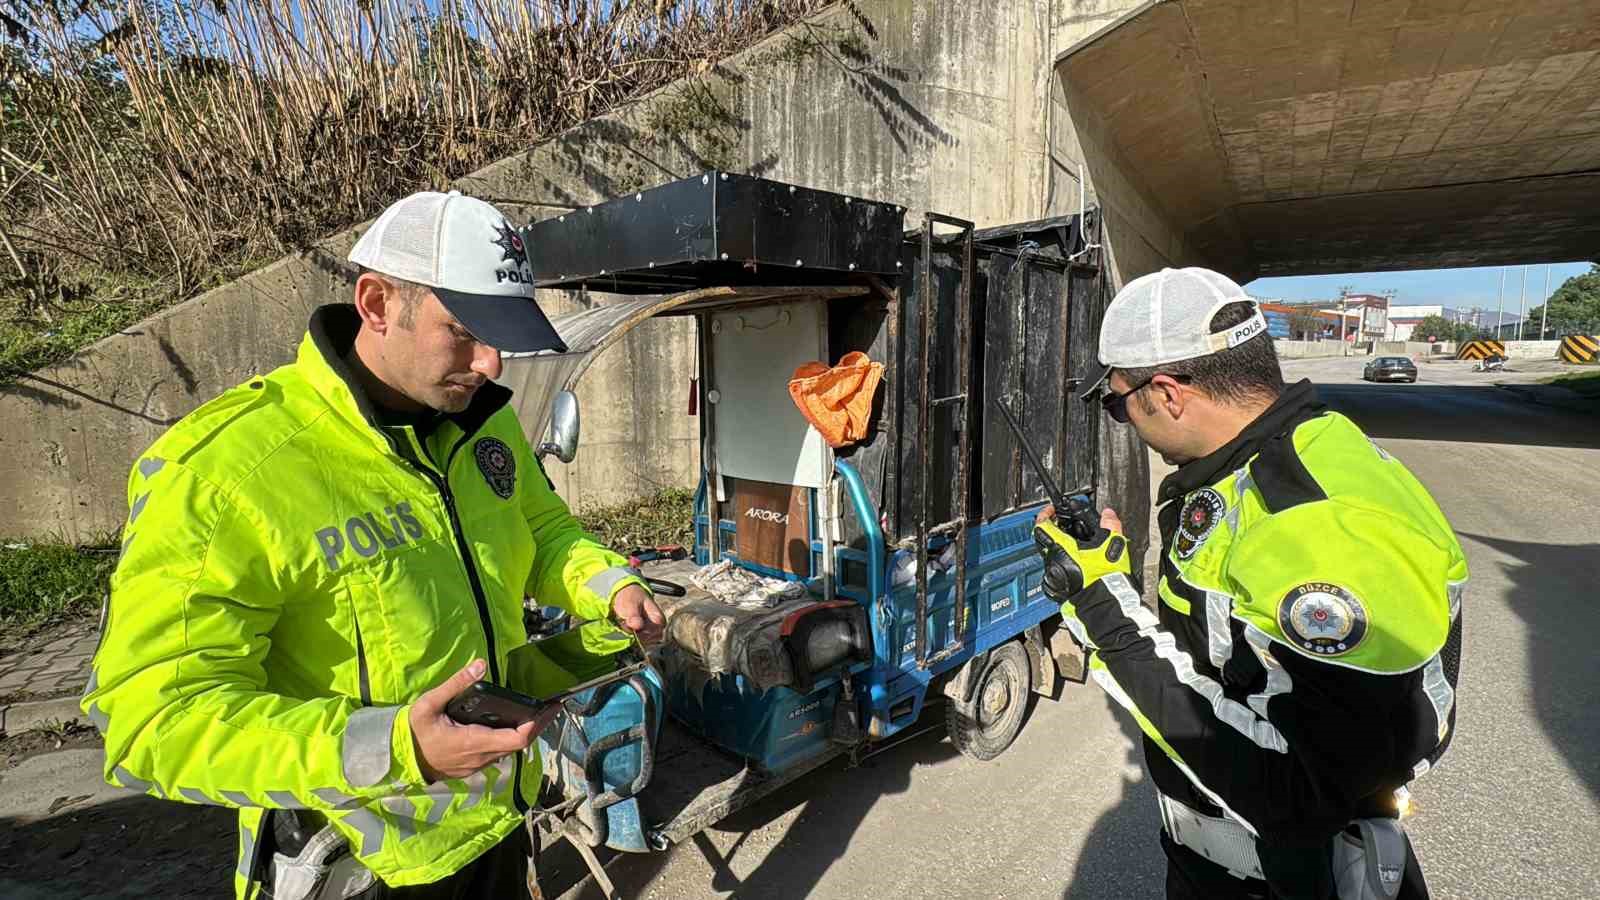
[
  {"x1": 802, "y1": 619, "x2": 858, "y2": 673},
  {"x1": 780, "y1": 601, "x2": 873, "y2": 693}
]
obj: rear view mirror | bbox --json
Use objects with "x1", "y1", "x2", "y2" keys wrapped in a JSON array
[{"x1": 538, "y1": 390, "x2": 580, "y2": 463}]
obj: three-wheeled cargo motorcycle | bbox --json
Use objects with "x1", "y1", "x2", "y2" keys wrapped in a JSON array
[{"x1": 497, "y1": 172, "x2": 1133, "y2": 895}]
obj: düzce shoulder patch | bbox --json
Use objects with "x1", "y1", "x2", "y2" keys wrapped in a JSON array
[
  {"x1": 474, "y1": 437, "x2": 517, "y2": 499},
  {"x1": 1174, "y1": 487, "x2": 1225, "y2": 560},
  {"x1": 1278, "y1": 582, "x2": 1368, "y2": 657}
]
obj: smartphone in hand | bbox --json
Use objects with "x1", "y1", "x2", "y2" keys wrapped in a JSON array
[
  {"x1": 444, "y1": 682, "x2": 550, "y2": 729},
  {"x1": 445, "y1": 662, "x2": 648, "y2": 728}
]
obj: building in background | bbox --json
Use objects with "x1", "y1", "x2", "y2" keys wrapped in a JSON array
[
  {"x1": 1256, "y1": 299, "x2": 1360, "y2": 340},
  {"x1": 1344, "y1": 293, "x2": 1390, "y2": 341},
  {"x1": 1387, "y1": 305, "x2": 1470, "y2": 341},
  {"x1": 1386, "y1": 304, "x2": 1525, "y2": 340}
]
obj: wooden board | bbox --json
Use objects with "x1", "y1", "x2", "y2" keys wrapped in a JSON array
[{"x1": 728, "y1": 477, "x2": 811, "y2": 575}]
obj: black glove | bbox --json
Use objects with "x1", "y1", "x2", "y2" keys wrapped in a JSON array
[{"x1": 1033, "y1": 519, "x2": 1131, "y2": 603}]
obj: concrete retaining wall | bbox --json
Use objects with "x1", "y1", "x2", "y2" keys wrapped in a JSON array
[
  {"x1": 1274, "y1": 339, "x2": 1349, "y2": 359},
  {"x1": 1409, "y1": 341, "x2": 1455, "y2": 356},
  {"x1": 1499, "y1": 340, "x2": 1563, "y2": 359},
  {"x1": 1372, "y1": 341, "x2": 1462, "y2": 357},
  {"x1": 1, "y1": 0, "x2": 1164, "y2": 541}
]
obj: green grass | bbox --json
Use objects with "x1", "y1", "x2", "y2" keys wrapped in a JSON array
[
  {"x1": 0, "y1": 301, "x2": 155, "y2": 384},
  {"x1": 576, "y1": 488, "x2": 696, "y2": 554},
  {"x1": 0, "y1": 259, "x2": 271, "y2": 385},
  {"x1": 1544, "y1": 368, "x2": 1600, "y2": 397},
  {"x1": 0, "y1": 537, "x2": 117, "y2": 632},
  {"x1": 0, "y1": 263, "x2": 170, "y2": 384}
]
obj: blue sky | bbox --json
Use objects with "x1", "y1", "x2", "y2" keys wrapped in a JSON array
[{"x1": 1246, "y1": 262, "x2": 1592, "y2": 312}]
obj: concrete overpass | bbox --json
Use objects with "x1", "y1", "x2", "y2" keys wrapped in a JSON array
[{"x1": 1057, "y1": 0, "x2": 1600, "y2": 280}]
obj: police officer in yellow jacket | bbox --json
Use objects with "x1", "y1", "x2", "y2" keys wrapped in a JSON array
[
  {"x1": 81, "y1": 190, "x2": 665, "y2": 898},
  {"x1": 1035, "y1": 268, "x2": 1466, "y2": 899}
]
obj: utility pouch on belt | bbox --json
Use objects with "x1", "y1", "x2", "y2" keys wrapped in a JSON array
[
  {"x1": 1160, "y1": 793, "x2": 1420, "y2": 899},
  {"x1": 269, "y1": 812, "x2": 375, "y2": 900},
  {"x1": 1331, "y1": 817, "x2": 1412, "y2": 900}
]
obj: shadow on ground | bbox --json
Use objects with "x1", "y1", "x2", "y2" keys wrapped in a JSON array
[
  {"x1": 542, "y1": 711, "x2": 961, "y2": 899},
  {"x1": 546, "y1": 690, "x2": 1172, "y2": 900},
  {"x1": 1457, "y1": 532, "x2": 1600, "y2": 805},
  {"x1": 1061, "y1": 693, "x2": 1165, "y2": 899},
  {"x1": 1314, "y1": 382, "x2": 1600, "y2": 449},
  {"x1": 0, "y1": 794, "x2": 234, "y2": 899}
]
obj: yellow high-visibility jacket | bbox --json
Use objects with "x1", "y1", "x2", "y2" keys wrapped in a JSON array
[{"x1": 83, "y1": 305, "x2": 643, "y2": 896}]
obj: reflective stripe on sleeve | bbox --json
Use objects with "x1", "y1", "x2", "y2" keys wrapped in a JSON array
[
  {"x1": 266, "y1": 790, "x2": 306, "y2": 809},
  {"x1": 384, "y1": 796, "x2": 419, "y2": 844},
  {"x1": 81, "y1": 665, "x2": 109, "y2": 734},
  {"x1": 585, "y1": 566, "x2": 639, "y2": 600},
  {"x1": 342, "y1": 807, "x2": 388, "y2": 857},
  {"x1": 1088, "y1": 654, "x2": 1262, "y2": 837},
  {"x1": 1103, "y1": 573, "x2": 1289, "y2": 754},
  {"x1": 313, "y1": 787, "x2": 365, "y2": 810},
  {"x1": 460, "y1": 770, "x2": 489, "y2": 811},
  {"x1": 424, "y1": 795, "x2": 450, "y2": 825},
  {"x1": 342, "y1": 705, "x2": 401, "y2": 788},
  {"x1": 1242, "y1": 627, "x2": 1294, "y2": 720},
  {"x1": 1204, "y1": 589, "x2": 1234, "y2": 669},
  {"x1": 1419, "y1": 651, "x2": 1454, "y2": 743},
  {"x1": 114, "y1": 766, "x2": 152, "y2": 793}
]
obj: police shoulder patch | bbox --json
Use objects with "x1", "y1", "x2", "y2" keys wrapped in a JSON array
[
  {"x1": 474, "y1": 437, "x2": 517, "y2": 499},
  {"x1": 1278, "y1": 582, "x2": 1368, "y2": 657},
  {"x1": 1174, "y1": 487, "x2": 1225, "y2": 560}
]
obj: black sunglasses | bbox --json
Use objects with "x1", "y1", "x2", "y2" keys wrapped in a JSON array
[{"x1": 1099, "y1": 373, "x2": 1190, "y2": 424}]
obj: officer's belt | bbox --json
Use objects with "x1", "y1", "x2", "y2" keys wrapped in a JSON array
[{"x1": 1157, "y1": 792, "x2": 1264, "y2": 880}]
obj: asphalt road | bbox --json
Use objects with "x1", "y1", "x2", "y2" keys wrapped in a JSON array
[{"x1": 548, "y1": 356, "x2": 1600, "y2": 900}]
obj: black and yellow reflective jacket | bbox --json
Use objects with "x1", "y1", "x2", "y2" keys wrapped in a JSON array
[{"x1": 1062, "y1": 381, "x2": 1466, "y2": 884}]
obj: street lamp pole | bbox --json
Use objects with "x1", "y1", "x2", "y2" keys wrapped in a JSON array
[
  {"x1": 1496, "y1": 267, "x2": 1506, "y2": 340},
  {"x1": 1517, "y1": 266, "x2": 1527, "y2": 341},
  {"x1": 1541, "y1": 266, "x2": 1551, "y2": 339}
]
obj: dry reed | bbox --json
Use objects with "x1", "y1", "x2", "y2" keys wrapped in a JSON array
[{"x1": 0, "y1": 0, "x2": 829, "y2": 379}]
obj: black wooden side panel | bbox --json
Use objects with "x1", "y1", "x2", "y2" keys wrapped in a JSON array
[
  {"x1": 828, "y1": 211, "x2": 1108, "y2": 546},
  {"x1": 1021, "y1": 260, "x2": 1069, "y2": 504},
  {"x1": 979, "y1": 253, "x2": 1074, "y2": 515},
  {"x1": 892, "y1": 243, "x2": 965, "y2": 541},
  {"x1": 1063, "y1": 264, "x2": 1106, "y2": 493}
]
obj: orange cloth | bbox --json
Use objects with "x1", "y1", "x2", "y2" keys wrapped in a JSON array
[{"x1": 787, "y1": 351, "x2": 885, "y2": 448}]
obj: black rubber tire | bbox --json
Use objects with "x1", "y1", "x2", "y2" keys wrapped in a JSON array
[{"x1": 947, "y1": 641, "x2": 1032, "y2": 761}]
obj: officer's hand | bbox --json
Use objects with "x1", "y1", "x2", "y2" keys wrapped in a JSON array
[
  {"x1": 1032, "y1": 505, "x2": 1131, "y2": 602},
  {"x1": 1035, "y1": 505, "x2": 1124, "y2": 533},
  {"x1": 612, "y1": 584, "x2": 665, "y2": 645},
  {"x1": 407, "y1": 660, "x2": 552, "y2": 784}
]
